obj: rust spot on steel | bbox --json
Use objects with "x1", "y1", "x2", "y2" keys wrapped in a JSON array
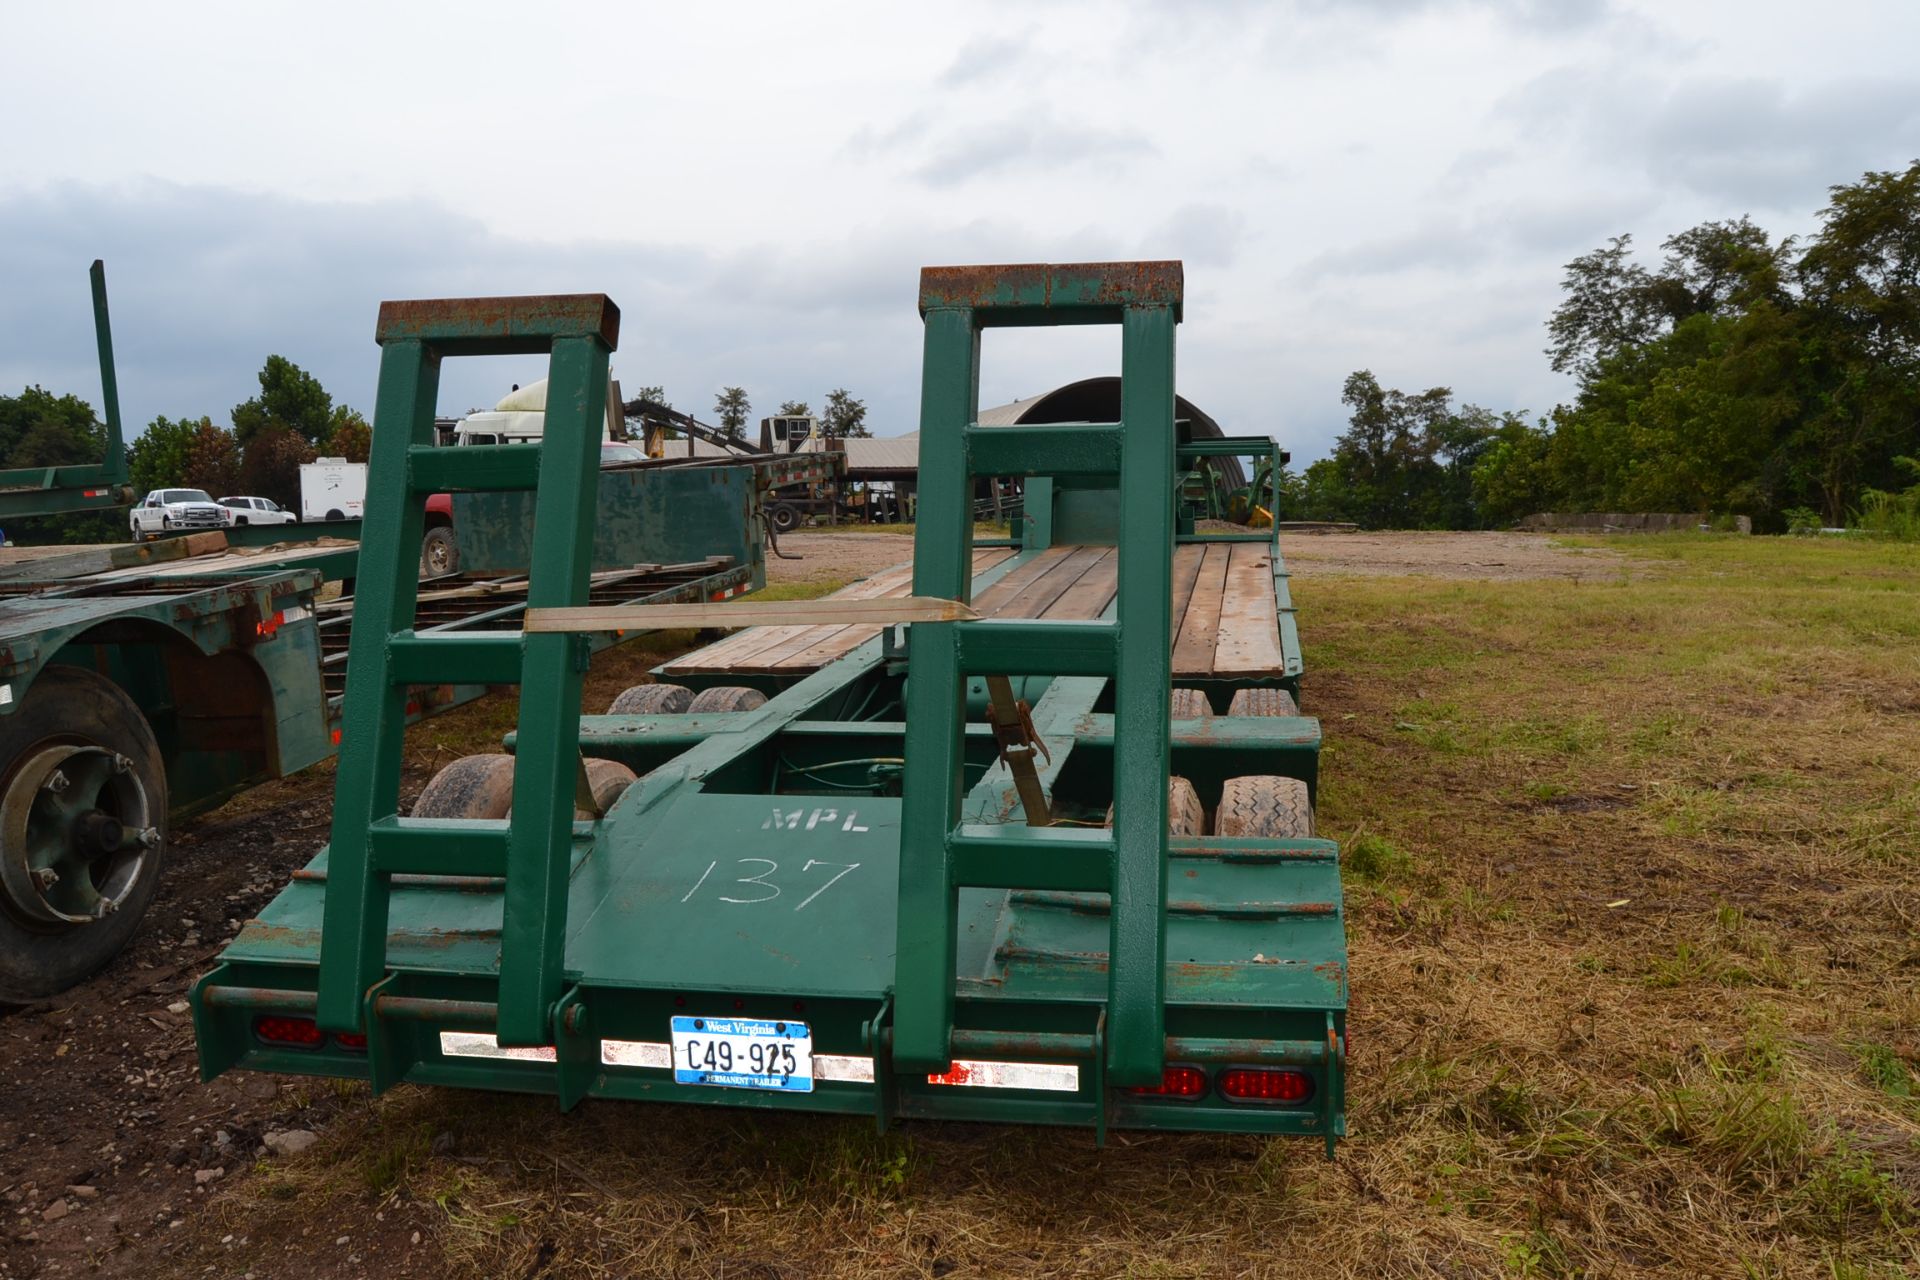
[
  {"x1": 290, "y1": 868, "x2": 505, "y2": 893},
  {"x1": 1173, "y1": 961, "x2": 1237, "y2": 976},
  {"x1": 918, "y1": 261, "x2": 1183, "y2": 314},
  {"x1": 375, "y1": 293, "x2": 621, "y2": 350},
  {"x1": 200, "y1": 984, "x2": 318, "y2": 1011},
  {"x1": 996, "y1": 942, "x2": 1109, "y2": 971},
  {"x1": 371, "y1": 995, "x2": 498, "y2": 1024},
  {"x1": 919, "y1": 262, "x2": 1048, "y2": 311}
]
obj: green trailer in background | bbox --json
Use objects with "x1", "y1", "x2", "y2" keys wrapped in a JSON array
[{"x1": 191, "y1": 263, "x2": 1349, "y2": 1148}]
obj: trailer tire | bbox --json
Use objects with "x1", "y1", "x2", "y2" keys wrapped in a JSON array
[
  {"x1": 1228, "y1": 687, "x2": 1299, "y2": 717},
  {"x1": 0, "y1": 667, "x2": 167, "y2": 1003},
  {"x1": 579, "y1": 758, "x2": 638, "y2": 816},
  {"x1": 607, "y1": 683, "x2": 693, "y2": 715},
  {"x1": 325, "y1": 509, "x2": 345, "y2": 522},
  {"x1": 1170, "y1": 688, "x2": 1211, "y2": 719},
  {"x1": 412, "y1": 754, "x2": 515, "y2": 820},
  {"x1": 1105, "y1": 776, "x2": 1205, "y2": 837},
  {"x1": 420, "y1": 527, "x2": 459, "y2": 577},
  {"x1": 1214, "y1": 776, "x2": 1313, "y2": 838},
  {"x1": 769, "y1": 503, "x2": 801, "y2": 534},
  {"x1": 687, "y1": 686, "x2": 767, "y2": 714}
]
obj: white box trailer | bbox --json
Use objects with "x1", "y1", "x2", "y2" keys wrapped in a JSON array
[{"x1": 300, "y1": 458, "x2": 367, "y2": 522}]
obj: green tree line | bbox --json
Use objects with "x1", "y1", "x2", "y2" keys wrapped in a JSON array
[
  {"x1": 1291, "y1": 161, "x2": 1920, "y2": 532},
  {"x1": 0, "y1": 355, "x2": 368, "y2": 543}
]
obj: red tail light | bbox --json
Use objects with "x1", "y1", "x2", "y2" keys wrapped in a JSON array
[
  {"x1": 1128, "y1": 1064, "x2": 1209, "y2": 1099},
  {"x1": 253, "y1": 1015, "x2": 324, "y2": 1048},
  {"x1": 1218, "y1": 1067, "x2": 1315, "y2": 1103},
  {"x1": 334, "y1": 1032, "x2": 368, "y2": 1051}
]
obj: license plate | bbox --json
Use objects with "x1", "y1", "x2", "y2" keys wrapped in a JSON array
[{"x1": 670, "y1": 1015, "x2": 813, "y2": 1092}]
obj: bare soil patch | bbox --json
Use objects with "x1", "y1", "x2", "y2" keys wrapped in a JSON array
[
  {"x1": 1281, "y1": 529, "x2": 1630, "y2": 580},
  {"x1": 764, "y1": 531, "x2": 911, "y2": 586}
]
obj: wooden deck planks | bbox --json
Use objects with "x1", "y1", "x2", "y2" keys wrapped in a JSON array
[
  {"x1": 668, "y1": 539, "x2": 1289, "y2": 680},
  {"x1": 1037, "y1": 547, "x2": 1118, "y2": 620},
  {"x1": 664, "y1": 548, "x2": 1011, "y2": 677},
  {"x1": 1207, "y1": 541, "x2": 1287, "y2": 676},
  {"x1": 1170, "y1": 544, "x2": 1231, "y2": 675},
  {"x1": 984, "y1": 545, "x2": 1111, "y2": 621}
]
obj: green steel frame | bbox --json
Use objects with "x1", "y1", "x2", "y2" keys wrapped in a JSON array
[
  {"x1": 316, "y1": 294, "x2": 621, "y2": 1045},
  {"x1": 192, "y1": 265, "x2": 1349, "y2": 1147},
  {"x1": 898, "y1": 263, "x2": 1182, "y2": 1087},
  {"x1": 0, "y1": 261, "x2": 135, "y2": 519}
]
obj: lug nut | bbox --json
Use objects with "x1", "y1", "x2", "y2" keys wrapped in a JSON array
[
  {"x1": 44, "y1": 770, "x2": 70, "y2": 794},
  {"x1": 32, "y1": 867, "x2": 58, "y2": 890},
  {"x1": 96, "y1": 898, "x2": 118, "y2": 916},
  {"x1": 138, "y1": 827, "x2": 161, "y2": 848},
  {"x1": 112, "y1": 755, "x2": 132, "y2": 774}
]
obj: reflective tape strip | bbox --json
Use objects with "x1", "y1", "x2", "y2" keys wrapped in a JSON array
[
  {"x1": 441, "y1": 1034, "x2": 1066, "y2": 1092},
  {"x1": 599, "y1": 1039, "x2": 670, "y2": 1068},
  {"x1": 928, "y1": 1059, "x2": 1080, "y2": 1092},
  {"x1": 815, "y1": 1054, "x2": 875, "y2": 1083},
  {"x1": 281, "y1": 604, "x2": 312, "y2": 624},
  {"x1": 439, "y1": 1031, "x2": 555, "y2": 1063}
]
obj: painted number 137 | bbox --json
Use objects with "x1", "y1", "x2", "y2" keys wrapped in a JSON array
[{"x1": 680, "y1": 857, "x2": 861, "y2": 911}]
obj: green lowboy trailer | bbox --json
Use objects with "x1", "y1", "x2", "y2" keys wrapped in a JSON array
[{"x1": 190, "y1": 262, "x2": 1349, "y2": 1148}]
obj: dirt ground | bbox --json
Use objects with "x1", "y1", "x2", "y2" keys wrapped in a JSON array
[
  {"x1": 5, "y1": 530, "x2": 1896, "y2": 1280},
  {"x1": 764, "y1": 531, "x2": 916, "y2": 584},
  {"x1": 769, "y1": 528, "x2": 1632, "y2": 585},
  {"x1": 1276, "y1": 529, "x2": 1631, "y2": 580}
]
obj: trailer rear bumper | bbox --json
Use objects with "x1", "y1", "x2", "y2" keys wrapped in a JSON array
[{"x1": 192, "y1": 957, "x2": 1345, "y2": 1143}]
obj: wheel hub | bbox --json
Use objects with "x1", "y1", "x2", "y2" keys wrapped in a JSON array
[{"x1": 0, "y1": 743, "x2": 154, "y2": 927}]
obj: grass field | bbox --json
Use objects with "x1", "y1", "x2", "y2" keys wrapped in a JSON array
[{"x1": 178, "y1": 535, "x2": 1919, "y2": 1278}]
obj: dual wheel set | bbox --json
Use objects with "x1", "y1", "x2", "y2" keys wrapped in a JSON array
[
  {"x1": 1129, "y1": 686, "x2": 1314, "y2": 841},
  {"x1": 412, "y1": 682, "x2": 765, "y2": 820},
  {"x1": 415, "y1": 682, "x2": 1314, "y2": 843}
]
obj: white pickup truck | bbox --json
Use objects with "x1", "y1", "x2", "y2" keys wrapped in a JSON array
[{"x1": 129, "y1": 488, "x2": 232, "y2": 540}]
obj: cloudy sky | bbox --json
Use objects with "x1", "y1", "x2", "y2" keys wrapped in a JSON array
[{"x1": 3, "y1": 0, "x2": 1917, "y2": 462}]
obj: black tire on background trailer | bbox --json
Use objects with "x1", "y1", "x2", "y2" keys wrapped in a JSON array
[
  {"x1": 579, "y1": 759, "x2": 638, "y2": 817},
  {"x1": 0, "y1": 667, "x2": 168, "y2": 1003},
  {"x1": 607, "y1": 683, "x2": 693, "y2": 715},
  {"x1": 769, "y1": 503, "x2": 801, "y2": 534},
  {"x1": 420, "y1": 527, "x2": 459, "y2": 577},
  {"x1": 687, "y1": 686, "x2": 767, "y2": 714},
  {"x1": 325, "y1": 508, "x2": 345, "y2": 522},
  {"x1": 412, "y1": 754, "x2": 515, "y2": 820},
  {"x1": 1214, "y1": 776, "x2": 1313, "y2": 838},
  {"x1": 1105, "y1": 776, "x2": 1205, "y2": 837},
  {"x1": 1170, "y1": 688, "x2": 1211, "y2": 719},
  {"x1": 1227, "y1": 687, "x2": 1299, "y2": 717}
]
